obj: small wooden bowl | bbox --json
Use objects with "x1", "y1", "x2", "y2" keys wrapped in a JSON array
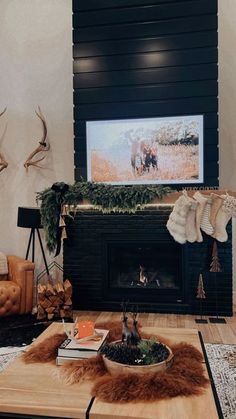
[{"x1": 102, "y1": 341, "x2": 173, "y2": 376}]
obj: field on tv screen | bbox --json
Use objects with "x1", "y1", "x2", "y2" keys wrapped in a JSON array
[{"x1": 87, "y1": 115, "x2": 203, "y2": 185}]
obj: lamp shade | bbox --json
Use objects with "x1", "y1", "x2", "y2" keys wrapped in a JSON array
[{"x1": 17, "y1": 207, "x2": 42, "y2": 229}]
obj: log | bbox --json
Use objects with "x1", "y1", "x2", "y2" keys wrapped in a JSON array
[
  {"x1": 64, "y1": 298, "x2": 72, "y2": 306},
  {"x1": 40, "y1": 297, "x2": 52, "y2": 310},
  {"x1": 46, "y1": 306, "x2": 56, "y2": 314},
  {"x1": 48, "y1": 295, "x2": 60, "y2": 305},
  {"x1": 37, "y1": 284, "x2": 46, "y2": 297},
  {"x1": 64, "y1": 279, "x2": 72, "y2": 299},
  {"x1": 49, "y1": 295, "x2": 63, "y2": 306},
  {"x1": 37, "y1": 305, "x2": 46, "y2": 320},
  {"x1": 45, "y1": 282, "x2": 56, "y2": 297},
  {"x1": 54, "y1": 282, "x2": 65, "y2": 298},
  {"x1": 53, "y1": 307, "x2": 60, "y2": 316},
  {"x1": 37, "y1": 278, "x2": 73, "y2": 320}
]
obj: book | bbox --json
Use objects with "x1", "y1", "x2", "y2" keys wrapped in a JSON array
[
  {"x1": 58, "y1": 328, "x2": 109, "y2": 358},
  {"x1": 56, "y1": 355, "x2": 87, "y2": 365}
]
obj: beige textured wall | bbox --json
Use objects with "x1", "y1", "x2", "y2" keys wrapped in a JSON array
[
  {"x1": 0, "y1": 0, "x2": 74, "y2": 272},
  {"x1": 218, "y1": 0, "x2": 236, "y2": 299}
]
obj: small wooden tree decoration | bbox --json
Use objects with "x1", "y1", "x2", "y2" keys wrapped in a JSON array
[
  {"x1": 210, "y1": 240, "x2": 222, "y2": 273},
  {"x1": 197, "y1": 274, "x2": 206, "y2": 299},
  {"x1": 209, "y1": 240, "x2": 226, "y2": 323},
  {"x1": 195, "y1": 274, "x2": 207, "y2": 323}
]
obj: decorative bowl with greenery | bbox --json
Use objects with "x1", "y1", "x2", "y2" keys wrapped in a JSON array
[{"x1": 101, "y1": 339, "x2": 173, "y2": 375}]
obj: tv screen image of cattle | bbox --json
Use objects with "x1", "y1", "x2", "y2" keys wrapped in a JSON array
[{"x1": 86, "y1": 115, "x2": 203, "y2": 185}]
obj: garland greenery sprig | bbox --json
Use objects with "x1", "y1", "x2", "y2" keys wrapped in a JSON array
[{"x1": 36, "y1": 181, "x2": 174, "y2": 253}]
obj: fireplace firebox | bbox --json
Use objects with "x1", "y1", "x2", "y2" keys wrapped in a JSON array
[
  {"x1": 63, "y1": 207, "x2": 233, "y2": 316},
  {"x1": 105, "y1": 239, "x2": 185, "y2": 304}
]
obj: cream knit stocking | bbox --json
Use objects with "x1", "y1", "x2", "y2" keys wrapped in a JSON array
[
  {"x1": 214, "y1": 194, "x2": 236, "y2": 242},
  {"x1": 214, "y1": 209, "x2": 231, "y2": 242},
  {"x1": 209, "y1": 193, "x2": 223, "y2": 231},
  {"x1": 185, "y1": 200, "x2": 198, "y2": 243},
  {"x1": 200, "y1": 196, "x2": 214, "y2": 235},
  {"x1": 222, "y1": 194, "x2": 236, "y2": 216},
  {"x1": 193, "y1": 191, "x2": 207, "y2": 242}
]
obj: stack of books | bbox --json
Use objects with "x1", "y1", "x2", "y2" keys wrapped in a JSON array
[{"x1": 56, "y1": 328, "x2": 109, "y2": 365}]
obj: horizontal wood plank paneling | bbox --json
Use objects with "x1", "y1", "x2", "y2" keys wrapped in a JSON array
[
  {"x1": 74, "y1": 64, "x2": 218, "y2": 89},
  {"x1": 73, "y1": 15, "x2": 217, "y2": 42},
  {"x1": 74, "y1": 47, "x2": 217, "y2": 73},
  {"x1": 74, "y1": 80, "x2": 218, "y2": 104},
  {"x1": 73, "y1": 0, "x2": 218, "y2": 186},
  {"x1": 73, "y1": 0, "x2": 194, "y2": 12},
  {"x1": 73, "y1": 1, "x2": 216, "y2": 28},
  {"x1": 74, "y1": 31, "x2": 217, "y2": 58},
  {"x1": 74, "y1": 97, "x2": 217, "y2": 119}
]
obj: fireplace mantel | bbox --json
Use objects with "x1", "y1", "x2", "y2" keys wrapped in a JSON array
[{"x1": 63, "y1": 189, "x2": 236, "y2": 212}]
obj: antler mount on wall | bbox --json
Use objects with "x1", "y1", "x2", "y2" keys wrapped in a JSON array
[{"x1": 24, "y1": 106, "x2": 50, "y2": 170}]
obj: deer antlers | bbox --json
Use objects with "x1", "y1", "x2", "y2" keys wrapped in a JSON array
[
  {"x1": 0, "y1": 107, "x2": 8, "y2": 173},
  {"x1": 24, "y1": 106, "x2": 50, "y2": 170}
]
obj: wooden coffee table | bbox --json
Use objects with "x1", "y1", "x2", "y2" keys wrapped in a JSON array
[{"x1": 0, "y1": 323, "x2": 222, "y2": 419}]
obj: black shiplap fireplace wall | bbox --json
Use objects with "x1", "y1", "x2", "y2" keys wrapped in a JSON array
[
  {"x1": 63, "y1": 207, "x2": 232, "y2": 316},
  {"x1": 73, "y1": 0, "x2": 218, "y2": 187}
]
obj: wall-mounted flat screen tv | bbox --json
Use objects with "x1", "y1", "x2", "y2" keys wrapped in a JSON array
[{"x1": 86, "y1": 115, "x2": 203, "y2": 185}]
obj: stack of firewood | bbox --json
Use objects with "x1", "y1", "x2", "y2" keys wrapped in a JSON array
[{"x1": 37, "y1": 278, "x2": 72, "y2": 320}]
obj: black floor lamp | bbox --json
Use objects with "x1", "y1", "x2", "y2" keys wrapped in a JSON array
[{"x1": 17, "y1": 207, "x2": 49, "y2": 276}]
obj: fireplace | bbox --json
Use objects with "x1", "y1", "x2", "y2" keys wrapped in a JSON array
[
  {"x1": 63, "y1": 207, "x2": 233, "y2": 316},
  {"x1": 104, "y1": 239, "x2": 185, "y2": 305}
]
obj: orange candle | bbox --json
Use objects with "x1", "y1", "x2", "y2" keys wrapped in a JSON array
[{"x1": 75, "y1": 320, "x2": 95, "y2": 338}]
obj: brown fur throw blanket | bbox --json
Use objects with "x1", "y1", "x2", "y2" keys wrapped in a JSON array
[{"x1": 22, "y1": 321, "x2": 209, "y2": 403}]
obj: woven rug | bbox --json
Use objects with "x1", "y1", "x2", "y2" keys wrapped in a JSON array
[
  {"x1": 205, "y1": 343, "x2": 236, "y2": 419},
  {"x1": 0, "y1": 347, "x2": 24, "y2": 372},
  {"x1": 0, "y1": 341, "x2": 235, "y2": 418}
]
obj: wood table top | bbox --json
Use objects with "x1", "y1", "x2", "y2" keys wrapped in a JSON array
[
  {"x1": 0, "y1": 322, "x2": 93, "y2": 419},
  {"x1": 0, "y1": 323, "x2": 221, "y2": 419}
]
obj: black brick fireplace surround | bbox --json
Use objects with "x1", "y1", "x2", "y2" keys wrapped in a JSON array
[{"x1": 64, "y1": 207, "x2": 233, "y2": 316}]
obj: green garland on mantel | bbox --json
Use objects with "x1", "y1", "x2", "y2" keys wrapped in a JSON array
[{"x1": 36, "y1": 181, "x2": 174, "y2": 253}]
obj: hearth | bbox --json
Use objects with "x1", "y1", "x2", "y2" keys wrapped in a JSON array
[{"x1": 63, "y1": 207, "x2": 233, "y2": 316}]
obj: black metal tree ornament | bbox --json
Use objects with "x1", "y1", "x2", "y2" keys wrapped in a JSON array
[
  {"x1": 195, "y1": 273, "x2": 208, "y2": 324},
  {"x1": 209, "y1": 240, "x2": 226, "y2": 324}
]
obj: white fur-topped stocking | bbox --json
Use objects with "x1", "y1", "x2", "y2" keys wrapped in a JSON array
[{"x1": 166, "y1": 193, "x2": 192, "y2": 244}]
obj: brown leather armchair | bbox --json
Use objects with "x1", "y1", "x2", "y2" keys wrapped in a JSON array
[{"x1": 0, "y1": 256, "x2": 34, "y2": 317}]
